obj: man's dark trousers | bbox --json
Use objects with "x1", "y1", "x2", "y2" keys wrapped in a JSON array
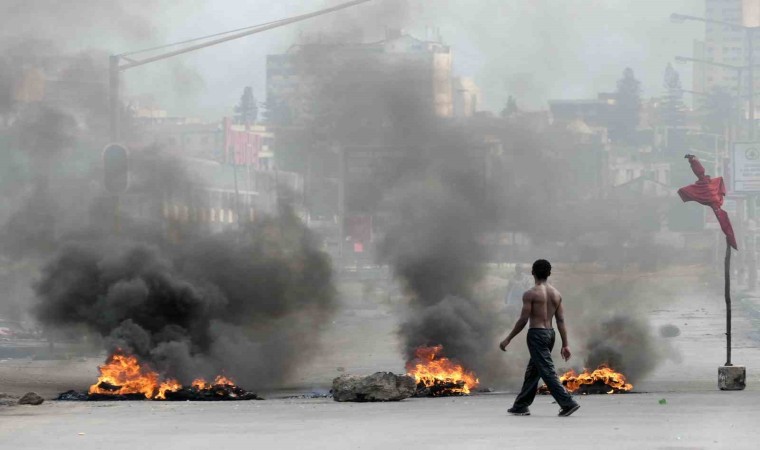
[{"x1": 513, "y1": 328, "x2": 577, "y2": 409}]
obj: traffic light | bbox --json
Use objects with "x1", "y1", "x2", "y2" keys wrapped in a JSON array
[{"x1": 103, "y1": 143, "x2": 129, "y2": 194}]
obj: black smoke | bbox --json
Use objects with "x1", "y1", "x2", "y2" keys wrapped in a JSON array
[
  {"x1": 379, "y1": 164, "x2": 502, "y2": 374},
  {"x1": 583, "y1": 315, "x2": 658, "y2": 383},
  {"x1": 34, "y1": 202, "x2": 336, "y2": 387},
  {"x1": 295, "y1": 45, "x2": 504, "y2": 377},
  {"x1": 24, "y1": 146, "x2": 337, "y2": 388}
]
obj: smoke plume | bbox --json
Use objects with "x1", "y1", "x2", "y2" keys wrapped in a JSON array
[
  {"x1": 291, "y1": 37, "x2": 504, "y2": 378},
  {"x1": 30, "y1": 151, "x2": 337, "y2": 388},
  {"x1": 583, "y1": 315, "x2": 658, "y2": 382},
  {"x1": 560, "y1": 278, "x2": 678, "y2": 384}
]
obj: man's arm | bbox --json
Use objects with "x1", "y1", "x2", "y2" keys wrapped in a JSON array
[
  {"x1": 499, "y1": 292, "x2": 531, "y2": 351},
  {"x1": 556, "y1": 298, "x2": 571, "y2": 361}
]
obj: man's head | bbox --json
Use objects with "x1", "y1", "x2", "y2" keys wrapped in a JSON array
[{"x1": 532, "y1": 259, "x2": 551, "y2": 280}]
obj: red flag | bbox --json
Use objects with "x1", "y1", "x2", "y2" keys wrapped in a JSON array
[{"x1": 677, "y1": 156, "x2": 738, "y2": 250}]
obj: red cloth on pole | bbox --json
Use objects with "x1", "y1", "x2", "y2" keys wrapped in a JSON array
[{"x1": 677, "y1": 156, "x2": 738, "y2": 250}]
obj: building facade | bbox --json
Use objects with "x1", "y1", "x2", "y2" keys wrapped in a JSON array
[
  {"x1": 266, "y1": 30, "x2": 454, "y2": 126},
  {"x1": 693, "y1": 0, "x2": 760, "y2": 111}
]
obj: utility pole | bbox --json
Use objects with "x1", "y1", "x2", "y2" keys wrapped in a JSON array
[
  {"x1": 109, "y1": 55, "x2": 121, "y2": 142},
  {"x1": 107, "y1": 0, "x2": 374, "y2": 143},
  {"x1": 748, "y1": 29, "x2": 756, "y2": 140}
]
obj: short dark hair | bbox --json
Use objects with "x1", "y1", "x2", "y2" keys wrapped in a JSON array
[{"x1": 532, "y1": 259, "x2": 551, "y2": 280}]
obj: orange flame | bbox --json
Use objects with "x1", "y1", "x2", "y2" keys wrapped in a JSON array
[
  {"x1": 89, "y1": 350, "x2": 238, "y2": 400},
  {"x1": 558, "y1": 365, "x2": 633, "y2": 394},
  {"x1": 406, "y1": 345, "x2": 479, "y2": 394},
  {"x1": 191, "y1": 375, "x2": 235, "y2": 390}
]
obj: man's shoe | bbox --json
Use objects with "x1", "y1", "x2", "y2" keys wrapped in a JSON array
[
  {"x1": 507, "y1": 406, "x2": 530, "y2": 416},
  {"x1": 558, "y1": 404, "x2": 580, "y2": 417}
]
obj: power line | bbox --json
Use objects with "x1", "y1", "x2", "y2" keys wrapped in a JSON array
[{"x1": 119, "y1": 17, "x2": 289, "y2": 58}]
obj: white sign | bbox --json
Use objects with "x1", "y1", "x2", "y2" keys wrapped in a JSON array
[{"x1": 733, "y1": 142, "x2": 760, "y2": 192}]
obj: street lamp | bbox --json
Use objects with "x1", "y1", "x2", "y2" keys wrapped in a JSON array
[
  {"x1": 108, "y1": 0, "x2": 374, "y2": 142},
  {"x1": 674, "y1": 56, "x2": 748, "y2": 140},
  {"x1": 674, "y1": 55, "x2": 760, "y2": 97},
  {"x1": 672, "y1": 12, "x2": 760, "y2": 139}
]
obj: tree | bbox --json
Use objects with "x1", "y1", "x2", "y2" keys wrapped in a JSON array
[
  {"x1": 609, "y1": 68, "x2": 641, "y2": 144},
  {"x1": 500, "y1": 95, "x2": 519, "y2": 118},
  {"x1": 234, "y1": 86, "x2": 258, "y2": 125},
  {"x1": 660, "y1": 63, "x2": 686, "y2": 127}
]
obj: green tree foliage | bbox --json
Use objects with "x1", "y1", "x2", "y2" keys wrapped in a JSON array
[
  {"x1": 610, "y1": 67, "x2": 641, "y2": 144},
  {"x1": 234, "y1": 86, "x2": 258, "y2": 125},
  {"x1": 660, "y1": 63, "x2": 686, "y2": 127}
]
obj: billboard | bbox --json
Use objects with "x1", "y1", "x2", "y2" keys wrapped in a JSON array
[
  {"x1": 223, "y1": 117, "x2": 262, "y2": 167},
  {"x1": 733, "y1": 142, "x2": 760, "y2": 192}
]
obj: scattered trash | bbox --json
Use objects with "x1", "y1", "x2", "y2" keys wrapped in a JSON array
[{"x1": 659, "y1": 398, "x2": 667, "y2": 405}]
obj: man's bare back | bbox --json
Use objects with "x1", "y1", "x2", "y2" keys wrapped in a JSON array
[
  {"x1": 525, "y1": 283, "x2": 562, "y2": 329},
  {"x1": 499, "y1": 262, "x2": 571, "y2": 362}
]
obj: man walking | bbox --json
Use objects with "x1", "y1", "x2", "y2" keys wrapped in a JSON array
[{"x1": 499, "y1": 259, "x2": 580, "y2": 417}]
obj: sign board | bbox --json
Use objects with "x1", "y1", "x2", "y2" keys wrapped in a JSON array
[
  {"x1": 223, "y1": 117, "x2": 262, "y2": 167},
  {"x1": 733, "y1": 142, "x2": 760, "y2": 192},
  {"x1": 744, "y1": 0, "x2": 760, "y2": 28}
]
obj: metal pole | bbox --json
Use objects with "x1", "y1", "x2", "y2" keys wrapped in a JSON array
[
  {"x1": 109, "y1": 55, "x2": 120, "y2": 142},
  {"x1": 233, "y1": 163, "x2": 241, "y2": 228},
  {"x1": 725, "y1": 240, "x2": 732, "y2": 366},
  {"x1": 338, "y1": 146, "x2": 346, "y2": 265},
  {"x1": 107, "y1": 0, "x2": 374, "y2": 140},
  {"x1": 748, "y1": 29, "x2": 755, "y2": 140},
  {"x1": 118, "y1": 0, "x2": 373, "y2": 71},
  {"x1": 737, "y1": 67, "x2": 743, "y2": 141}
]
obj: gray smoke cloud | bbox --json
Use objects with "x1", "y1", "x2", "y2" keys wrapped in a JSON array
[
  {"x1": 289, "y1": 36, "x2": 505, "y2": 380},
  {"x1": 560, "y1": 278, "x2": 679, "y2": 384},
  {"x1": 380, "y1": 165, "x2": 502, "y2": 375},
  {"x1": 32, "y1": 154, "x2": 337, "y2": 388},
  {"x1": 0, "y1": 1, "x2": 159, "y2": 42},
  {"x1": 0, "y1": 1, "x2": 190, "y2": 320},
  {"x1": 583, "y1": 315, "x2": 658, "y2": 383},
  {"x1": 0, "y1": 1, "x2": 335, "y2": 388}
]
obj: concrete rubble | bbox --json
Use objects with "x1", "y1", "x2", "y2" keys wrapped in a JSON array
[{"x1": 332, "y1": 372, "x2": 416, "y2": 402}]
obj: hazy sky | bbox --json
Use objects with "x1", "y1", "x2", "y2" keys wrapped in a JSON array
[
  {"x1": 148, "y1": 0, "x2": 705, "y2": 118},
  {"x1": 6, "y1": 0, "x2": 707, "y2": 119}
]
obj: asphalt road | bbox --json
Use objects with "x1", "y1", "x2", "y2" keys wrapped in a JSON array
[
  {"x1": 0, "y1": 391, "x2": 756, "y2": 450},
  {"x1": 2, "y1": 271, "x2": 760, "y2": 449}
]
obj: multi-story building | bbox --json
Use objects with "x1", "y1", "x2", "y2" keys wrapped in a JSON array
[
  {"x1": 452, "y1": 77, "x2": 481, "y2": 118},
  {"x1": 693, "y1": 0, "x2": 760, "y2": 112},
  {"x1": 266, "y1": 29, "x2": 454, "y2": 126}
]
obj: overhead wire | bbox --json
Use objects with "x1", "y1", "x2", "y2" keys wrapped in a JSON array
[{"x1": 118, "y1": 17, "x2": 290, "y2": 58}]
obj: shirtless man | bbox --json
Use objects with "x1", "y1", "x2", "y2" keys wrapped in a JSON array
[{"x1": 499, "y1": 259, "x2": 580, "y2": 417}]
